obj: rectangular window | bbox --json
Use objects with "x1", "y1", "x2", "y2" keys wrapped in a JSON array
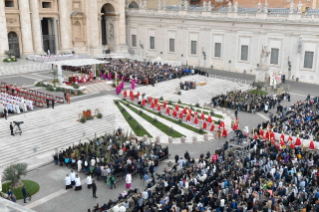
[
  {"x1": 287, "y1": 0, "x2": 290, "y2": 2},
  {"x1": 241, "y1": 45, "x2": 248, "y2": 61},
  {"x1": 270, "y1": 48, "x2": 279, "y2": 65},
  {"x1": 169, "y1": 39, "x2": 175, "y2": 52},
  {"x1": 150, "y1": 36, "x2": 155, "y2": 50},
  {"x1": 5, "y1": 0, "x2": 14, "y2": 7},
  {"x1": 214, "y1": 43, "x2": 221, "y2": 58},
  {"x1": 304, "y1": 51, "x2": 314, "y2": 69},
  {"x1": 131, "y1": 35, "x2": 136, "y2": 47},
  {"x1": 42, "y1": 2, "x2": 52, "y2": 8},
  {"x1": 191, "y1": 41, "x2": 197, "y2": 55}
]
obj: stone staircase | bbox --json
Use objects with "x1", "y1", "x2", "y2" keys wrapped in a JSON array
[
  {"x1": 82, "y1": 82, "x2": 114, "y2": 94},
  {"x1": 0, "y1": 95, "x2": 132, "y2": 171},
  {"x1": 133, "y1": 75, "x2": 250, "y2": 105},
  {"x1": 0, "y1": 63, "x2": 51, "y2": 77}
]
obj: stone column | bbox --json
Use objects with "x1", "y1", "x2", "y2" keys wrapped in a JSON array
[
  {"x1": 53, "y1": 18, "x2": 59, "y2": 53},
  {"x1": 19, "y1": 0, "x2": 34, "y2": 56},
  {"x1": 88, "y1": 0, "x2": 100, "y2": 55},
  {"x1": 29, "y1": 0, "x2": 43, "y2": 54},
  {"x1": 0, "y1": 0, "x2": 9, "y2": 58},
  {"x1": 58, "y1": 0, "x2": 71, "y2": 52},
  {"x1": 118, "y1": 0, "x2": 128, "y2": 53}
]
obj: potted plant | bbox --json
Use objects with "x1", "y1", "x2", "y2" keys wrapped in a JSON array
[{"x1": 52, "y1": 70, "x2": 57, "y2": 90}]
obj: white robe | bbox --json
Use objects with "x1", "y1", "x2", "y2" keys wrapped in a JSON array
[
  {"x1": 65, "y1": 176, "x2": 71, "y2": 185},
  {"x1": 86, "y1": 176, "x2": 92, "y2": 185},
  {"x1": 126, "y1": 174, "x2": 132, "y2": 184},
  {"x1": 75, "y1": 177, "x2": 81, "y2": 186},
  {"x1": 70, "y1": 172, "x2": 76, "y2": 181},
  {"x1": 77, "y1": 160, "x2": 82, "y2": 172}
]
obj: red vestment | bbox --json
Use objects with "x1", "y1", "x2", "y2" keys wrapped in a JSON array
[
  {"x1": 194, "y1": 116, "x2": 198, "y2": 125},
  {"x1": 295, "y1": 137, "x2": 301, "y2": 146},
  {"x1": 201, "y1": 113, "x2": 205, "y2": 120},
  {"x1": 151, "y1": 102, "x2": 155, "y2": 109},
  {"x1": 163, "y1": 101, "x2": 167, "y2": 108},
  {"x1": 310, "y1": 140, "x2": 315, "y2": 150},
  {"x1": 179, "y1": 111, "x2": 183, "y2": 119},
  {"x1": 222, "y1": 129, "x2": 227, "y2": 137},
  {"x1": 157, "y1": 105, "x2": 161, "y2": 111},
  {"x1": 137, "y1": 92, "x2": 140, "y2": 100},
  {"x1": 123, "y1": 90, "x2": 127, "y2": 98},
  {"x1": 203, "y1": 121, "x2": 207, "y2": 130},
  {"x1": 280, "y1": 133, "x2": 285, "y2": 143},
  {"x1": 142, "y1": 99, "x2": 146, "y2": 106},
  {"x1": 183, "y1": 108, "x2": 187, "y2": 115},
  {"x1": 173, "y1": 110, "x2": 177, "y2": 118},
  {"x1": 176, "y1": 104, "x2": 179, "y2": 111},
  {"x1": 166, "y1": 107, "x2": 170, "y2": 115},
  {"x1": 210, "y1": 123, "x2": 215, "y2": 132},
  {"x1": 207, "y1": 116, "x2": 212, "y2": 123},
  {"x1": 148, "y1": 97, "x2": 152, "y2": 104},
  {"x1": 154, "y1": 98, "x2": 158, "y2": 105},
  {"x1": 233, "y1": 123, "x2": 238, "y2": 131},
  {"x1": 186, "y1": 114, "x2": 191, "y2": 122}
]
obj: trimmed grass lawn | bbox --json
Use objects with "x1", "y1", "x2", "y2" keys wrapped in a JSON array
[
  {"x1": 2, "y1": 180, "x2": 40, "y2": 200},
  {"x1": 114, "y1": 101, "x2": 152, "y2": 137},
  {"x1": 121, "y1": 100, "x2": 206, "y2": 135},
  {"x1": 119, "y1": 101, "x2": 185, "y2": 138}
]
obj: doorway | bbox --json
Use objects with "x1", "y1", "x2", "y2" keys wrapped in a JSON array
[
  {"x1": 8, "y1": 32, "x2": 20, "y2": 58},
  {"x1": 41, "y1": 18, "x2": 56, "y2": 54}
]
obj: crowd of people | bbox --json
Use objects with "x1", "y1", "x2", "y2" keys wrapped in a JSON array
[
  {"x1": 0, "y1": 92, "x2": 33, "y2": 120},
  {"x1": 88, "y1": 134, "x2": 319, "y2": 212},
  {"x1": 180, "y1": 81, "x2": 197, "y2": 91},
  {"x1": 259, "y1": 95, "x2": 319, "y2": 141},
  {"x1": 98, "y1": 60, "x2": 208, "y2": 87},
  {"x1": 212, "y1": 91, "x2": 290, "y2": 114}
]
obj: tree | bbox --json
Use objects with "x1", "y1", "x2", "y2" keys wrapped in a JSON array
[
  {"x1": 2, "y1": 163, "x2": 28, "y2": 189},
  {"x1": 253, "y1": 81, "x2": 265, "y2": 91}
]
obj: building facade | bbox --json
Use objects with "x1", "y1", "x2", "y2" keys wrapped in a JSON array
[
  {"x1": 0, "y1": 0, "x2": 128, "y2": 59},
  {"x1": 126, "y1": 6, "x2": 319, "y2": 84}
]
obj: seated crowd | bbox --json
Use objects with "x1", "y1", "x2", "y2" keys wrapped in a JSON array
[
  {"x1": 259, "y1": 95, "x2": 319, "y2": 141},
  {"x1": 0, "y1": 92, "x2": 33, "y2": 118},
  {"x1": 212, "y1": 91, "x2": 289, "y2": 113},
  {"x1": 180, "y1": 81, "x2": 196, "y2": 91},
  {"x1": 90, "y1": 135, "x2": 319, "y2": 212},
  {"x1": 98, "y1": 59, "x2": 208, "y2": 86}
]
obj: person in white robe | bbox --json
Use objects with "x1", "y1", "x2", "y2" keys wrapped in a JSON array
[
  {"x1": 87, "y1": 175, "x2": 92, "y2": 189},
  {"x1": 75, "y1": 175, "x2": 82, "y2": 191},
  {"x1": 77, "y1": 160, "x2": 82, "y2": 172},
  {"x1": 65, "y1": 174, "x2": 72, "y2": 190},
  {"x1": 70, "y1": 170, "x2": 76, "y2": 186}
]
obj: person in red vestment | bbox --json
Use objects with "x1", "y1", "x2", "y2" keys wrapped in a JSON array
[
  {"x1": 157, "y1": 104, "x2": 161, "y2": 111},
  {"x1": 194, "y1": 116, "x2": 199, "y2": 126},
  {"x1": 222, "y1": 128, "x2": 227, "y2": 137},
  {"x1": 176, "y1": 104, "x2": 179, "y2": 111},
  {"x1": 201, "y1": 113, "x2": 205, "y2": 120},
  {"x1": 254, "y1": 133, "x2": 258, "y2": 140},
  {"x1": 89, "y1": 71, "x2": 93, "y2": 81},
  {"x1": 280, "y1": 132, "x2": 285, "y2": 143},
  {"x1": 82, "y1": 75, "x2": 87, "y2": 83},
  {"x1": 148, "y1": 97, "x2": 152, "y2": 104},
  {"x1": 142, "y1": 99, "x2": 146, "y2": 106},
  {"x1": 129, "y1": 90, "x2": 133, "y2": 97},
  {"x1": 270, "y1": 130, "x2": 275, "y2": 141},
  {"x1": 123, "y1": 90, "x2": 127, "y2": 98},
  {"x1": 271, "y1": 137, "x2": 275, "y2": 145},
  {"x1": 173, "y1": 109, "x2": 177, "y2": 118},
  {"x1": 203, "y1": 121, "x2": 207, "y2": 130},
  {"x1": 151, "y1": 102, "x2": 155, "y2": 110},
  {"x1": 290, "y1": 142, "x2": 295, "y2": 149},
  {"x1": 163, "y1": 101, "x2": 167, "y2": 108},
  {"x1": 186, "y1": 113, "x2": 191, "y2": 123},
  {"x1": 188, "y1": 108, "x2": 192, "y2": 116},
  {"x1": 233, "y1": 122, "x2": 238, "y2": 131},
  {"x1": 259, "y1": 127, "x2": 264, "y2": 139},
  {"x1": 309, "y1": 141, "x2": 315, "y2": 150},
  {"x1": 295, "y1": 134, "x2": 301, "y2": 146},
  {"x1": 280, "y1": 139, "x2": 285, "y2": 147},
  {"x1": 137, "y1": 92, "x2": 140, "y2": 100},
  {"x1": 166, "y1": 107, "x2": 170, "y2": 115},
  {"x1": 131, "y1": 94, "x2": 134, "y2": 101},
  {"x1": 154, "y1": 98, "x2": 158, "y2": 105},
  {"x1": 15, "y1": 85, "x2": 20, "y2": 93},
  {"x1": 74, "y1": 76, "x2": 78, "y2": 84},
  {"x1": 179, "y1": 110, "x2": 183, "y2": 119},
  {"x1": 219, "y1": 121, "x2": 225, "y2": 129},
  {"x1": 288, "y1": 134, "x2": 293, "y2": 144},
  {"x1": 207, "y1": 115, "x2": 212, "y2": 123},
  {"x1": 183, "y1": 107, "x2": 187, "y2": 115},
  {"x1": 210, "y1": 123, "x2": 215, "y2": 132}
]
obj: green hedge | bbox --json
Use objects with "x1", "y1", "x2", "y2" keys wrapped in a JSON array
[
  {"x1": 115, "y1": 101, "x2": 152, "y2": 137},
  {"x1": 120, "y1": 100, "x2": 205, "y2": 135},
  {"x1": 119, "y1": 101, "x2": 184, "y2": 138}
]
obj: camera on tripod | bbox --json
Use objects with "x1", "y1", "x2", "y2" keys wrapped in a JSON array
[{"x1": 13, "y1": 121, "x2": 23, "y2": 135}]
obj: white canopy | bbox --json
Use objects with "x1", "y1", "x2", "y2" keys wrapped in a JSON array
[
  {"x1": 153, "y1": 56, "x2": 163, "y2": 62},
  {"x1": 51, "y1": 59, "x2": 108, "y2": 67}
]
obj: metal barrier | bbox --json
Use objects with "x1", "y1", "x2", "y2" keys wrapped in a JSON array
[{"x1": 210, "y1": 75, "x2": 253, "y2": 85}]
